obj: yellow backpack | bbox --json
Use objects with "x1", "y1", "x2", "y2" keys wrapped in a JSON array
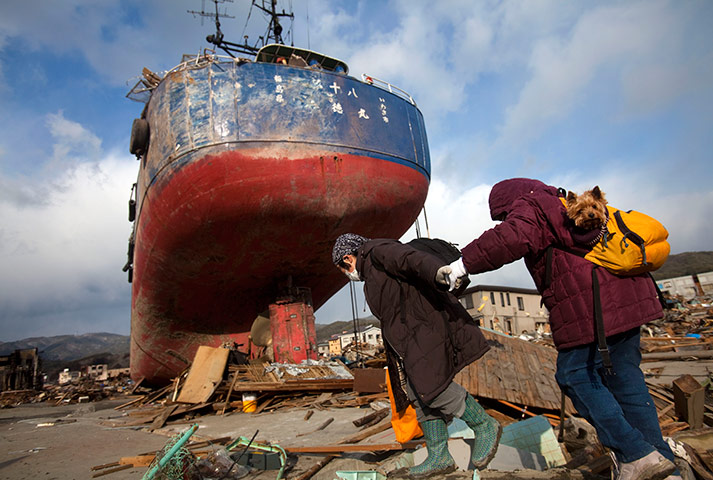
[{"x1": 558, "y1": 197, "x2": 670, "y2": 275}]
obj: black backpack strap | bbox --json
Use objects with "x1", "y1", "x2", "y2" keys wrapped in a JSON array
[
  {"x1": 592, "y1": 266, "x2": 614, "y2": 375},
  {"x1": 648, "y1": 272, "x2": 666, "y2": 309},
  {"x1": 557, "y1": 388, "x2": 567, "y2": 442},
  {"x1": 613, "y1": 210, "x2": 648, "y2": 266}
]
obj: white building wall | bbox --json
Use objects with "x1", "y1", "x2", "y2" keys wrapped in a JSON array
[
  {"x1": 339, "y1": 326, "x2": 382, "y2": 348},
  {"x1": 459, "y1": 288, "x2": 549, "y2": 334},
  {"x1": 656, "y1": 272, "x2": 713, "y2": 299},
  {"x1": 698, "y1": 272, "x2": 713, "y2": 295}
]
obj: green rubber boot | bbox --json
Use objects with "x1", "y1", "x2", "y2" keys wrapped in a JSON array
[
  {"x1": 460, "y1": 394, "x2": 502, "y2": 470},
  {"x1": 407, "y1": 418, "x2": 456, "y2": 478}
]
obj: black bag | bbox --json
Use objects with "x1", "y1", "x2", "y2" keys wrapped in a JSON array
[{"x1": 406, "y1": 238, "x2": 470, "y2": 296}]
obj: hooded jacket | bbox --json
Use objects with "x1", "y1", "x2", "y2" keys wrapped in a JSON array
[
  {"x1": 460, "y1": 178, "x2": 663, "y2": 350},
  {"x1": 356, "y1": 239, "x2": 490, "y2": 410}
]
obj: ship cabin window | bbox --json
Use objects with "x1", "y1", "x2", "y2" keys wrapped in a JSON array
[{"x1": 256, "y1": 44, "x2": 349, "y2": 74}]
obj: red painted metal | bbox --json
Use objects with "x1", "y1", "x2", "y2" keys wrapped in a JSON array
[
  {"x1": 130, "y1": 148, "x2": 428, "y2": 384},
  {"x1": 269, "y1": 300, "x2": 318, "y2": 364}
]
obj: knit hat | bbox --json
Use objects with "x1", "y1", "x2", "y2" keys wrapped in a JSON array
[{"x1": 332, "y1": 233, "x2": 370, "y2": 265}]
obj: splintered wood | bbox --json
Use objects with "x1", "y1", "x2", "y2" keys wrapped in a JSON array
[
  {"x1": 177, "y1": 346, "x2": 229, "y2": 404},
  {"x1": 455, "y1": 329, "x2": 574, "y2": 413}
]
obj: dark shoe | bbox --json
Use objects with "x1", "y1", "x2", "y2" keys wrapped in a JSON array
[
  {"x1": 459, "y1": 394, "x2": 502, "y2": 470},
  {"x1": 407, "y1": 418, "x2": 456, "y2": 478}
]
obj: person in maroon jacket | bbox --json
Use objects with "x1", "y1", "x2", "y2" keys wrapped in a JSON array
[
  {"x1": 332, "y1": 234, "x2": 500, "y2": 478},
  {"x1": 445, "y1": 178, "x2": 679, "y2": 480}
]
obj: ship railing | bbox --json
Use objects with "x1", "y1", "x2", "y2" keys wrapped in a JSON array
[
  {"x1": 126, "y1": 51, "x2": 247, "y2": 103},
  {"x1": 127, "y1": 53, "x2": 418, "y2": 107},
  {"x1": 361, "y1": 74, "x2": 416, "y2": 106}
]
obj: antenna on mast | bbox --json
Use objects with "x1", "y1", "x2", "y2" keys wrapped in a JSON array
[
  {"x1": 253, "y1": 0, "x2": 294, "y2": 46},
  {"x1": 189, "y1": 0, "x2": 258, "y2": 58}
]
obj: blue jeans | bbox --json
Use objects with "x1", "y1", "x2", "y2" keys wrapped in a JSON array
[{"x1": 555, "y1": 328, "x2": 676, "y2": 467}]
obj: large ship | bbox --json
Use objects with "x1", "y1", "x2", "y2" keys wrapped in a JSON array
[{"x1": 124, "y1": 1, "x2": 431, "y2": 384}]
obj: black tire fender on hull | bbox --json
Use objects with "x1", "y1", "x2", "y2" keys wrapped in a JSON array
[{"x1": 130, "y1": 118, "x2": 150, "y2": 157}]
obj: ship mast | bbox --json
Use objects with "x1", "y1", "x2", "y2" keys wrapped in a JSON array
[
  {"x1": 254, "y1": 0, "x2": 294, "y2": 45},
  {"x1": 192, "y1": 0, "x2": 294, "y2": 58}
]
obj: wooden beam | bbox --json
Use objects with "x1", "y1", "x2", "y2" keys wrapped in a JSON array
[
  {"x1": 286, "y1": 440, "x2": 424, "y2": 454},
  {"x1": 641, "y1": 350, "x2": 713, "y2": 362}
]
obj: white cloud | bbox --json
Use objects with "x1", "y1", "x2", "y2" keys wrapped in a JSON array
[
  {"x1": 496, "y1": 0, "x2": 693, "y2": 146},
  {"x1": 0, "y1": 116, "x2": 136, "y2": 340},
  {"x1": 46, "y1": 111, "x2": 102, "y2": 166}
]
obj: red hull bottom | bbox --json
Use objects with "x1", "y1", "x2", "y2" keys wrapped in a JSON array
[{"x1": 130, "y1": 148, "x2": 428, "y2": 384}]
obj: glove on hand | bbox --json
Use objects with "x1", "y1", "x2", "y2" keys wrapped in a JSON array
[
  {"x1": 435, "y1": 266, "x2": 452, "y2": 287},
  {"x1": 448, "y1": 258, "x2": 468, "y2": 292}
]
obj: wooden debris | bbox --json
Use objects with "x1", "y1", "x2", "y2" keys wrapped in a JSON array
[
  {"x1": 286, "y1": 439, "x2": 424, "y2": 454},
  {"x1": 177, "y1": 346, "x2": 229, "y2": 404},
  {"x1": 454, "y1": 329, "x2": 575, "y2": 411},
  {"x1": 91, "y1": 464, "x2": 133, "y2": 477},
  {"x1": 673, "y1": 374, "x2": 705, "y2": 429},
  {"x1": 296, "y1": 417, "x2": 333, "y2": 437},
  {"x1": 353, "y1": 407, "x2": 389, "y2": 428}
]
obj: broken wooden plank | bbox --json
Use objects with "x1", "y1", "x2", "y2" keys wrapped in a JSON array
[
  {"x1": 220, "y1": 370, "x2": 240, "y2": 415},
  {"x1": 454, "y1": 329, "x2": 572, "y2": 411},
  {"x1": 91, "y1": 464, "x2": 133, "y2": 477},
  {"x1": 150, "y1": 404, "x2": 178, "y2": 430},
  {"x1": 119, "y1": 455, "x2": 154, "y2": 467},
  {"x1": 129, "y1": 377, "x2": 145, "y2": 394},
  {"x1": 229, "y1": 379, "x2": 353, "y2": 392},
  {"x1": 177, "y1": 346, "x2": 229, "y2": 404},
  {"x1": 286, "y1": 440, "x2": 425, "y2": 454},
  {"x1": 353, "y1": 407, "x2": 389, "y2": 427},
  {"x1": 641, "y1": 350, "x2": 713, "y2": 362},
  {"x1": 90, "y1": 462, "x2": 119, "y2": 471},
  {"x1": 297, "y1": 417, "x2": 334, "y2": 437}
]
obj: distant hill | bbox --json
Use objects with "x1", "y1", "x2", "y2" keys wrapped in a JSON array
[
  {"x1": 652, "y1": 251, "x2": 713, "y2": 280},
  {"x1": 0, "y1": 332, "x2": 130, "y2": 382},
  {"x1": 315, "y1": 317, "x2": 379, "y2": 343},
  {"x1": 42, "y1": 351, "x2": 131, "y2": 382},
  {"x1": 0, "y1": 332, "x2": 129, "y2": 361}
]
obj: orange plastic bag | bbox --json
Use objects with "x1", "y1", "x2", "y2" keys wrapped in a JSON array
[{"x1": 385, "y1": 368, "x2": 423, "y2": 442}]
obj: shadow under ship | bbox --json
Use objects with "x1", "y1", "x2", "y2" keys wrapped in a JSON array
[{"x1": 124, "y1": 2, "x2": 431, "y2": 384}]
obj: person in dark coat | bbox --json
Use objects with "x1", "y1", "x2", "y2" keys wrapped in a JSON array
[
  {"x1": 444, "y1": 178, "x2": 678, "y2": 480},
  {"x1": 332, "y1": 234, "x2": 500, "y2": 478}
]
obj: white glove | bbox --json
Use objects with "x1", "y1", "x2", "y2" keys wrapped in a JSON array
[
  {"x1": 435, "y1": 266, "x2": 452, "y2": 287},
  {"x1": 447, "y1": 258, "x2": 468, "y2": 291}
]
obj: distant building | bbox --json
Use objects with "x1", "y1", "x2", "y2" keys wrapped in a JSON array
[
  {"x1": 457, "y1": 285, "x2": 549, "y2": 335},
  {"x1": 107, "y1": 367, "x2": 130, "y2": 378},
  {"x1": 338, "y1": 325, "x2": 382, "y2": 349},
  {"x1": 328, "y1": 335, "x2": 342, "y2": 356},
  {"x1": 0, "y1": 348, "x2": 42, "y2": 392},
  {"x1": 58, "y1": 368, "x2": 81, "y2": 385},
  {"x1": 85, "y1": 364, "x2": 109, "y2": 381},
  {"x1": 656, "y1": 271, "x2": 713, "y2": 299},
  {"x1": 317, "y1": 342, "x2": 329, "y2": 357}
]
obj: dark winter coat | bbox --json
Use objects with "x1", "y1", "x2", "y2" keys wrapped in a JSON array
[
  {"x1": 356, "y1": 239, "x2": 490, "y2": 411},
  {"x1": 460, "y1": 178, "x2": 663, "y2": 350}
]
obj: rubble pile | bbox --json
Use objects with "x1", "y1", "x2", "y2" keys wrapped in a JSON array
[{"x1": 4, "y1": 297, "x2": 713, "y2": 479}]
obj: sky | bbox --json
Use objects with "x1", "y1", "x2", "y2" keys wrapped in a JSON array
[{"x1": 0, "y1": 0, "x2": 712, "y2": 342}]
